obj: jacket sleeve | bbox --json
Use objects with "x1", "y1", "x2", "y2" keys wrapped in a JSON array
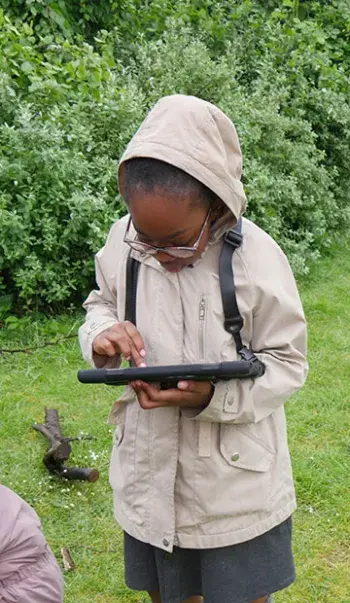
[
  {"x1": 0, "y1": 486, "x2": 64, "y2": 602},
  {"x1": 193, "y1": 240, "x2": 308, "y2": 424},
  {"x1": 78, "y1": 221, "x2": 123, "y2": 368}
]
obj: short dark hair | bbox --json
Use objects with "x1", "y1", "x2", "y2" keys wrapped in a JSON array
[{"x1": 122, "y1": 157, "x2": 219, "y2": 208}]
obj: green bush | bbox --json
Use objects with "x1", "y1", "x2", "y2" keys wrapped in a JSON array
[
  {"x1": 0, "y1": 13, "x2": 145, "y2": 306},
  {"x1": 0, "y1": 0, "x2": 131, "y2": 39},
  {"x1": 0, "y1": 3, "x2": 349, "y2": 310},
  {"x1": 0, "y1": 0, "x2": 182, "y2": 42}
]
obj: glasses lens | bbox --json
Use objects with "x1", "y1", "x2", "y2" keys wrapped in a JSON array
[
  {"x1": 163, "y1": 248, "x2": 195, "y2": 259},
  {"x1": 127, "y1": 240, "x2": 195, "y2": 259},
  {"x1": 128, "y1": 241, "x2": 156, "y2": 255}
]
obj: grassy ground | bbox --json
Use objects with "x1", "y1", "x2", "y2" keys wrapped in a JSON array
[{"x1": 0, "y1": 242, "x2": 349, "y2": 603}]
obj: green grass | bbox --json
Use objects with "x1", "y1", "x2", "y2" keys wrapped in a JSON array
[{"x1": 1, "y1": 242, "x2": 349, "y2": 603}]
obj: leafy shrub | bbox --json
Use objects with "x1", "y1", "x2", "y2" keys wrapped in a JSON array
[
  {"x1": 0, "y1": 0, "x2": 129, "y2": 39},
  {"x1": 0, "y1": 3, "x2": 349, "y2": 310},
  {"x1": 0, "y1": 13, "x2": 145, "y2": 307},
  {"x1": 0, "y1": 0, "x2": 182, "y2": 42}
]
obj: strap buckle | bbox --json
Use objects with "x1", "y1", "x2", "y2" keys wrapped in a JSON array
[
  {"x1": 224, "y1": 221, "x2": 243, "y2": 250},
  {"x1": 224, "y1": 316, "x2": 244, "y2": 334},
  {"x1": 238, "y1": 346, "x2": 257, "y2": 362},
  {"x1": 238, "y1": 347, "x2": 266, "y2": 376}
]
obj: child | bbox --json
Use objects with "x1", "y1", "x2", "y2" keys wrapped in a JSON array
[
  {"x1": 0, "y1": 485, "x2": 64, "y2": 602},
  {"x1": 79, "y1": 95, "x2": 308, "y2": 603}
]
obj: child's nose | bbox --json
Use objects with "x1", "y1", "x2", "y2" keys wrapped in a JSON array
[{"x1": 155, "y1": 250, "x2": 176, "y2": 263}]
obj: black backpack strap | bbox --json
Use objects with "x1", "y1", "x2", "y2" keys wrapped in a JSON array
[
  {"x1": 125, "y1": 251, "x2": 140, "y2": 325},
  {"x1": 219, "y1": 219, "x2": 264, "y2": 373},
  {"x1": 219, "y1": 219, "x2": 244, "y2": 353}
]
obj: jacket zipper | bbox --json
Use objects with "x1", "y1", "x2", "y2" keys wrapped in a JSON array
[{"x1": 199, "y1": 295, "x2": 206, "y2": 360}]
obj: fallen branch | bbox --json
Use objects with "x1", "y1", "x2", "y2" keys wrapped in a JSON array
[
  {"x1": 0, "y1": 334, "x2": 76, "y2": 354},
  {"x1": 33, "y1": 408, "x2": 99, "y2": 482}
]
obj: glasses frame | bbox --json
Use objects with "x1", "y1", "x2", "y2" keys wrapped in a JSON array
[{"x1": 123, "y1": 209, "x2": 211, "y2": 259}]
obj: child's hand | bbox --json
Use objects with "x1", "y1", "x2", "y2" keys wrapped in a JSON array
[
  {"x1": 130, "y1": 380, "x2": 214, "y2": 410},
  {"x1": 92, "y1": 321, "x2": 146, "y2": 367}
]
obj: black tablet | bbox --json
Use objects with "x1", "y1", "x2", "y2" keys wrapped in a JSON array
[{"x1": 78, "y1": 360, "x2": 264, "y2": 389}]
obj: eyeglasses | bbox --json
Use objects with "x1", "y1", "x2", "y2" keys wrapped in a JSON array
[{"x1": 123, "y1": 209, "x2": 211, "y2": 259}]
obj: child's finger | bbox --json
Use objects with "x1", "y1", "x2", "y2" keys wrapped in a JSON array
[
  {"x1": 138, "y1": 381, "x2": 194, "y2": 403},
  {"x1": 124, "y1": 322, "x2": 146, "y2": 356},
  {"x1": 136, "y1": 386, "x2": 165, "y2": 410}
]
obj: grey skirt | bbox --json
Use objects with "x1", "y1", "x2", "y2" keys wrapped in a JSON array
[{"x1": 124, "y1": 517, "x2": 295, "y2": 603}]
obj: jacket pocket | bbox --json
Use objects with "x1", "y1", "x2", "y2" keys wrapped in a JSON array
[
  {"x1": 109, "y1": 402, "x2": 144, "y2": 525},
  {"x1": 113, "y1": 423, "x2": 124, "y2": 447},
  {"x1": 219, "y1": 423, "x2": 275, "y2": 472},
  {"x1": 108, "y1": 402, "x2": 127, "y2": 427},
  {"x1": 192, "y1": 422, "x2": 276, "y2": 524},
  {"x1": 108, "y1": 386, "x2": 134, "y2": 425}
]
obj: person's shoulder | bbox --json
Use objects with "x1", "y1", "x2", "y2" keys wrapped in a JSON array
[
  {"x1": 96, "y1": 214, "x2": 129, "y2": 257},
  {"x1": 239, "y1": 217, "x2": 293, "y2": 279},
  {"x1": 0, "y1": 486, "x2": 37, "y2": 552},
  {"x1": 0, "y1": 485, "x2": 22, "y2": 515},
  {"x1": 0, "y1": 486, "x2": 49, "y2": 564},
  {"x1": 105, "y1": 214, "x2": 130, "y2": 243},
  {"x1": 242, "y1": 217, "x2": 283, "y2": 252}
]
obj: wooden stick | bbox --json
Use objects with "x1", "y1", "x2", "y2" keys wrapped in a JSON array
[
  {"x1": 0, "y1": 334, "x2": 76, "y2": 354},
  {"x1": 61, "y1": 547, "x2": 75, "y2": 571}
]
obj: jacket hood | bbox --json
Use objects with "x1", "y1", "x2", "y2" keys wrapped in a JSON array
[{"x1": 118, "y1": 95, "x2": 247, "y2": 239}]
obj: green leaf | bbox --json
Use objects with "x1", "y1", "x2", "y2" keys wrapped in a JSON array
[{"x1": 20, "y1": 60, "x2": 33, "y2": 73}]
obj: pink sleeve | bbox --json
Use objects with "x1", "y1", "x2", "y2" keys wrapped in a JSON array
[{"x1": 0, "y1": 485, "x2": 64, "y2": 602}]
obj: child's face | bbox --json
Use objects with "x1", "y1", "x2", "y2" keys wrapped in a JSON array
[{"x1": 127, "y1": 187, "x2": 211, "y2": 273}]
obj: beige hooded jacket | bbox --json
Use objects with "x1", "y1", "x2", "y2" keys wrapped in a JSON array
[{"x1": 79, "y1": 95, "x2": 308, "y2": 552}]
